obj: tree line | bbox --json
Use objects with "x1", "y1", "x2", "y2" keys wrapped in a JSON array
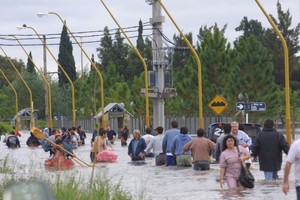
[{"x1": 0, "y1": 2, "x2": 299, "y2": 127}]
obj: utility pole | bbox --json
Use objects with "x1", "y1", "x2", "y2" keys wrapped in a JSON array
[
  {"x1": 146, "y1": 0, "x2": 176, "y2": 129},
  {"x1": 43, "y1": 35, "x2": 49, "y2": 127}
]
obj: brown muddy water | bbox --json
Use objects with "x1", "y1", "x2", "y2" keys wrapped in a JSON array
[{"x1": 0, "y1": 131, "x2": 297, "y2": 200}]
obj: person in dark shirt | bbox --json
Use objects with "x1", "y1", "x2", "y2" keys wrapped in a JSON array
[
  {"x1": 252, "y1": 119, "x2": 289, "y2": 181},
  {"x1": 120, "y1": 125, "x2": 129, "y2": 146},
  {"x1": 6, "y1": 131, "x2": 20, "y2": 148},
  {"x1": 128, "y1": 129, "x2": 146, "y2": 161},
  {"x1": 77, "y1": 125, "x2": 87, "y2": 145},
  {"x1": 26, "y1": 132, "x2": 41, "y2": 147},
  {"x1": 106, "y1": 124, "x2": 117, "y2": 144}
]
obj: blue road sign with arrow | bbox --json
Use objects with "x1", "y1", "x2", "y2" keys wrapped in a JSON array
[{"x1": 236, "y1": 102, "x2": 266, "y2": 111}]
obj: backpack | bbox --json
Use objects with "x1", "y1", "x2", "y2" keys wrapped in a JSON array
[{"x1": 7, "y1": 136, "x2": 17, "y2": 148}]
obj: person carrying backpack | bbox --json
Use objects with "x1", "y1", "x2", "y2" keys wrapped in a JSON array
[{"x1": 6, "y1": 131, "x2": 20, "y2": 148}]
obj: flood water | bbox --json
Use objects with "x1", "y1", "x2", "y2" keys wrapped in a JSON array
[{"x1": 0, "y1": 131, "x2": 297, "y2": 200}]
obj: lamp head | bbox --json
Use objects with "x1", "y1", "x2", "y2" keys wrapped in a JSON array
[{"x1": 37, "y1": 12, "x2": 47, "y2": 17}]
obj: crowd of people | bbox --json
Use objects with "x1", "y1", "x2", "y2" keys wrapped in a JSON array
[
  {"x1": 123, "y1": 119, "x2": 297, "y2": 199},
  {"x1": 4, "y1": 119, "x2": 300, "y2": 199}
]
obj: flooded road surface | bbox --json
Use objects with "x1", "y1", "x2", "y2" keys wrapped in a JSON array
[{"x1": 0, "y1": 131, "x2": 297, "y2": 200}]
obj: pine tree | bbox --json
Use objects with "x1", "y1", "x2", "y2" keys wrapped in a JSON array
[
  {"x1": 265, "y1": 2, "x2": 300, "y2": 89},
  {"x1": 137, "y1": 20, "x2": 144, "y2": 51},
  {"x1": 197, "y1": 24, "x2": 232, "y2": 114},
  {"x1": 112, "y1": 29, "x2": 128, "y2": 76},
  {"x1": 97, "y1": 26, "x2": 113, "y2": 72},
  {"x1": 172, "y1": 33, "x2": 193, "y2": 70},
  {"x1": 231, "y1": 36, "x2": 280, "y2": 118},
  {"x1": 26, "y1": 52, "x2": 36, "y2": 74},
  {"x1": 57, "y1": 23, "x2": 76, "y2": 87},
  {"x1": 127, "y1": 20, "x2": 152, "y2": 83}
]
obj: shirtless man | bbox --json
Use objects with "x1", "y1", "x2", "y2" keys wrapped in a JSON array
[{"x1": 90, "y1": 128, "x2": 107, "y2": 163}]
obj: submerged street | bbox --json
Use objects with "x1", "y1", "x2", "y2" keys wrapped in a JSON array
[{"x1": 0, "y1": 131, "x2": 297, "y2": 200}]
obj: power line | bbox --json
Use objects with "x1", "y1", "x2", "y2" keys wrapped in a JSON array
[
  {"x1": 0, "y1": 24, "x2": 154, "y2": 46},
  {"x1": 0, "y1": 34, "x2": 153, "y2": 47}
]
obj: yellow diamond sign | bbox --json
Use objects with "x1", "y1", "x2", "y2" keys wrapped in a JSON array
[{"x1": 208, "y1": 95, "x2": 228, "y2": 115}]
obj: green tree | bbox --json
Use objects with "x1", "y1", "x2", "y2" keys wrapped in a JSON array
[
  {"x1": 166, "y1": 58, "x2": 198, "y2": 114},
  {"x1": 26, "y1": 51, "x2": 36, "y2": 74},
  {"x1": 97, "y1": 26, "x2": 113, "y2": 72},
  {"x1": 165, "y1": 32, "x2": 195, "y2": 114},
  {"x1": 0, "y1": 55, "x2": 25, "y2": 86},
  {"x1": 231, "y1": 36, "x2": 280, "y2": 119},
  {"x1": 266, "y1": 2, "x2": 300, "y2": 89},
  {"x1": 126, "y1": 20, "x2": 152, "y2": 83},
  {"x1": 58, "y1": 23, "x2": 77, "y2": 87},
  {"x1": 172, "y1": 33, "x2": 193, "y2": 70},
  {"x1": 197, "y1": 24, "x2": 232, "y2": 115},
  {"x1": 0, "y1": 86, "x2": 13, "y2": 120},
  {"x1": 112, "y1": 29, "x2": 129, "y2": 77},
  {"x1": 130, "y1": 72, "x2": 148, "y2": 116},
  {"x1": 235, "y1": 17, "x2": 265, "y2": 41},
  {"x1": 51, "y1": 82, "x2": 70, "y2": 119}
]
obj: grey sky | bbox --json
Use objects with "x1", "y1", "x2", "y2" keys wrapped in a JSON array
[{"x1": 0, "y1": 0, "x2": 299, "y2": 74}]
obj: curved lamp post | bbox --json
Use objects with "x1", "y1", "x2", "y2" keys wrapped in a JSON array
[
  {"x1": 19, "y1": 24, "x2": 76, "y2": 127},
  {"x1": 37, "y1": 12, "x2": 105, "y2": 128},
  {"x1": 0, "y1": 69, "x2": 19, "y2": 131},
  {"x1": 0, "y1": 47, "x2": 35, "y2": 128},
  {"x1": 10, "y1": 35, "x2": 53, "y2": 129},
  {"x1": 255, "y1": 0, "x2": 291, "y2": 144},
  {"x1": 156, "y1": 0, "x2": 204, "y2": 128},
  {"x1": 99, "y1": 0, "x2": 150, "y2": 128}
]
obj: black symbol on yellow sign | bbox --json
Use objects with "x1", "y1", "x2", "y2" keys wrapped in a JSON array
[
  {"x1": 208, "y1": 95, "x2": 228, "y2": 115},
  {"x1": 210, "y1": 102, "x2": 226, "y2": 107}
]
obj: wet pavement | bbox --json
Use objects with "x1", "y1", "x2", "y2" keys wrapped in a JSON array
[{"x1": 0, "y1": 131, "x2": 297, "y2": 200}]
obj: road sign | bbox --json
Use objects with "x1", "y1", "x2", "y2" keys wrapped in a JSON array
[
  {"x1": 208, "y1": 95, "x2": 228, "y2": 115},
  {"x1": 236, "y1": 102, "x2": 245, "y2": 111},
  {"x1": 236, "y1": 102, "x2": 266, "y2": 111},
  {"x1": 250, "y1": 102, "x2": 266, "y2": 111}
]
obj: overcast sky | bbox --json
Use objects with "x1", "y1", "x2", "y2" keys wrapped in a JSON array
[{"x1": 0, "y1": 0, "x2": 299, "y2": 75}]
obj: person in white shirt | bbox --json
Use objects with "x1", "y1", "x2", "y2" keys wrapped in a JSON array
[
  {"x1": 230, "y1": 121, "x2": 252, "y2": 169},
  {"x1": 145, "y1": 126, "x2": 165, "y2": 166},
  {"x1": 283, "y1": 139, "x2": 299, "y2": 198},
  {"x1": 142, "y1": 128, "x2": 154, "y2": 157}
]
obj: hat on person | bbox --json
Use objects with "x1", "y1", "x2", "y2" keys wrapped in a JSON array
[{"x1": 43, "y1": 127, "x2": 49, "y2": 134}]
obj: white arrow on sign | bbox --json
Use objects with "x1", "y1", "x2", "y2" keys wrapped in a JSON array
[{"x1": 237, "y1": 103, "x2": 244, "y2": 110}]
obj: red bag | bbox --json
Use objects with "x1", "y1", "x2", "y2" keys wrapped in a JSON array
[
  {"x1": 96, "y1": 150, "x2": 118, "y2": 162},
  {"x1": 45, "y1": 151, "x2": 74, "y2": 171}
]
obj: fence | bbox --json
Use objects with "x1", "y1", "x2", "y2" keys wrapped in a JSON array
[{"x1": 54, "y1": 116, "x2": 232, "y2": 134}]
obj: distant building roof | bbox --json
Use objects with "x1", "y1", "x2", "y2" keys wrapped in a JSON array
[
  {"x1": 93, "y1": 103, "x2": 133, "y2": 119},
  {"x1": 10, "y1": 108, "x2": 38, "y2": 125}
]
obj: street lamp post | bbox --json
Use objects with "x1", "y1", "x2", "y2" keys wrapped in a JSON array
[
  {"x1": 156, "y1": 0, "x2": 204, "y2": 128},
  {"x1": 99, "y1": 1, "x2": 150, "y2": 128},
  {"x1": 19, "y1": 24, "x2": 76, "y2": 127},
  {"x1": 37, "y1": 12, "x2": 106, "y2": 128},
  {"x1": 255, "y1": 0, "x2": 291, "y2": 144},
  {"x1": 0, "y1": 47, "x2": 35, "y2": 128},
  {"x1": 0, "y1": 69, "x2": 19, "y2": 131},
  {"x1": 10, "y1": 35, "x2": 53, "y2": 129}
]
